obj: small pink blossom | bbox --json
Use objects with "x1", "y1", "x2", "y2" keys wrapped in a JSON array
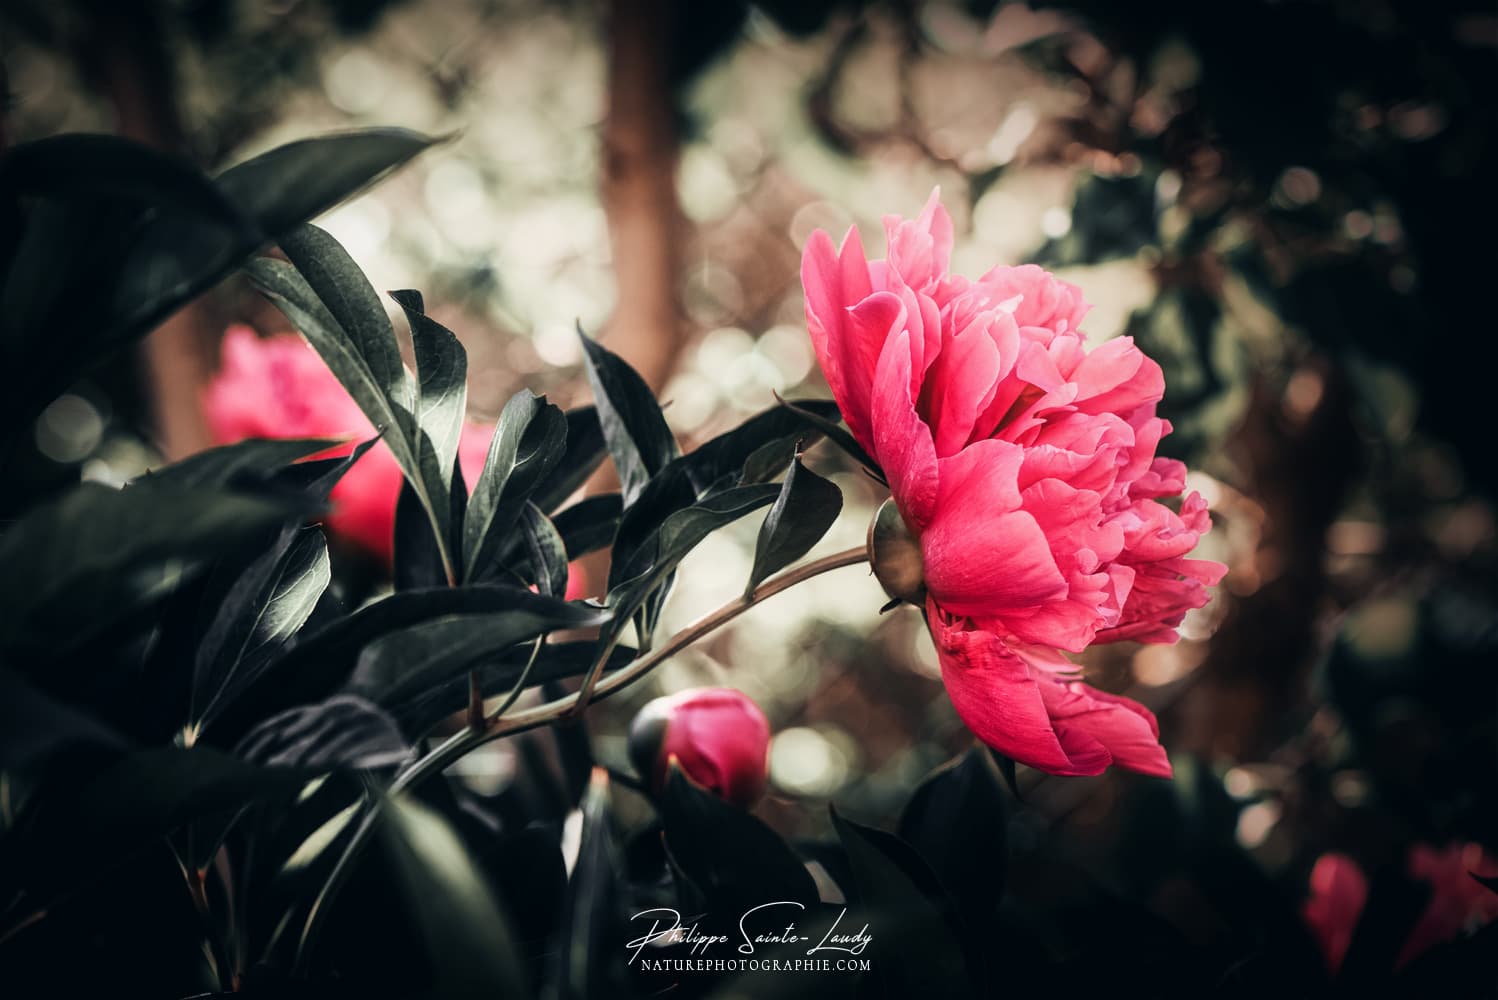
[{"x1": 802, "y1": 190, "x2": 1225, "y2": 777}]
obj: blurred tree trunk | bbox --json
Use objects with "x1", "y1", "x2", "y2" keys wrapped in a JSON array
[
  {"x1": 598, "y1": 0, "x2": 686, "y2": 392},
  {"x1": 576, "y1": 0, "x2": 687, "y2": 599},
  {"x1": 84, "y1": 0, "x2": 217, "y2": 460}
]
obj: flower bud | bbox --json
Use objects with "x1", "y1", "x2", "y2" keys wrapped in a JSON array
[{"x1": 628, "y1": 687, "x2": 771, "y2": 808}]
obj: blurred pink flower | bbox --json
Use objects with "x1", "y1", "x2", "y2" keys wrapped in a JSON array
[
  {"x1": 628, "y1": 687, "x2": 771, "y2": 809},
  {"x1": 1303, "y1": 853, "x2": 1368, "y2": 973},
  {"x1": 204, "y1": 325, "x2": 495, "y2": 565},
  {"x1": 802, "y1": 190, "x2": 1224, "y2": 777},
  {"x1": 1303, "y1": 844, "x2": 1498, "y2": 973}
]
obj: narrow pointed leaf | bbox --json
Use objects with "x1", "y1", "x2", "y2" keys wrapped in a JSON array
[
  {"x1": 745, "y1": 456, "x2": 842, "y2": 596},
  {"x1": 216, "y1": 128, "x2": 440, "y2": 240},
  {"x1": 531, "y1": 405, "x2": 606, "y2": 513},
  {"x1": 577, "y1": 327, "x2": 677, "y2": 506},
  {"x1": 391, "y1": 289, "x2": 467, "y2": 500},
  {"x1": 347, "y1": 594, "x2": 608, "y2": 708},
  {"x1": 193, "y1": 526, "x2": 331, "y2": 730},
  {"x1": 520, "y1": 502, "x2": 569, "y2": 598},
  {"x1": 775, "y1": 395, "x2": 884, "y2": 483},
  {"x1": 552, "y1": 769, "x2": 628, "y2": 1000},
  {"x1": 279, "y1": 224, "x2": 411, "y2": 411},
  {"x1": 143, "y1": 437, "x2": 340, "y2": 490},
  {"x1": 463, "y1": 389, "x2": 567, "y2": 581}
]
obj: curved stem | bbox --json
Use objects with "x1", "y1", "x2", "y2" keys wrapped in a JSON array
[
  {"x1": 404, "y1": 545, "x2": 869, "y2": 787},
  {"x1": 290, "y1": 545, "x2": 868, "y2": 976}
]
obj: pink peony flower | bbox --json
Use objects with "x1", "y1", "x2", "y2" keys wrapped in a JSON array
[
  {"x1": 1303, "y1": 845, "x2": 1498, "y2": 973},
  {"x1": 628, "y1": 687, "x2": 772, "y2": 809},
  {"x1": 204, "y1": 325, "x2": 495, "y2": 565},
  {"x1": 802, "y1": 190, "x2": 1225, "y2": 777}
]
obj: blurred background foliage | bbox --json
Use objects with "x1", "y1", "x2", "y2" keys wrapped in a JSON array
[{"x1": 3, "y1": 0, "x2": 1495, "y2": 988}]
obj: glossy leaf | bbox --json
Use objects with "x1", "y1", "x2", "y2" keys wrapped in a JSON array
[
  {"x1": 216, "y1": 128, "x2": 439, "y2": 240},
  {"x1": 280, "y1": 224, "x2": 410, "y2": 411},
  {"x1": 463, "y1": 389, "x2": 567, "y2": 581},
  {"x1": 0, "y1": 481, "x2": 304, "y2": 660},
  {"x1": 390, "y1": 289, "x2": 467, "y2": 501},
  {"x1": 774, "y1": 395, "x2": 884, "y2": 484},
  {"x1": 744, "y1": 456, "x2": 842, "y2": 596},
  {"x1": 192, "y1": 526, "x2": 331, "y2": 731},
  {"x1": 520, "y1": 502, "x2": 569, "y2": 598},
  {"x1": 682, "y1": 398, "x2": 842, "y2": 491},
  {"x1": 142, "y1": 437, "x2": 340, "y2": 491},
  {"x1": 347, "y1": 594, "x2": 608, "y2": 708},
  {"x1": 577, "y1": 327, "x2": 678, "y2": 506},
  {"x1": 531, "y1": 405, "x2": 606, "y2": 514},
  {"x1": 551, "y1": 493, "x2": 623, "y2": 563}
]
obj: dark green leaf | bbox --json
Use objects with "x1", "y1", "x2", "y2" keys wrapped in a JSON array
[
  {"x1": 347, "y1": 593, "x2": 608, "y2": 708},
  {"x1": 552, "y1": 493, "x2": 623, "y2": 562},
  {"x1": 897, "y1": 748, "x2": 1009, "y2": 935},
  {"x1": 392, "y1": 642, "x2": 637, "y2": 738},
  {"x1": 216, "y1": 128, "x2": 440, "y2": 240},
  {"x1": 531, "y1": 405, "x2": 605, "y2": 514},
  {"x1": 1, "y1": 134, "x2": 243, "y2": 221},
  {"x1": 463, "y1": 389, "x2": 567, "y2": 581},
  {"x1": 235, "y1": 694, "x2": 411, "y2": 771},
  {"x1": 0, "y1": 481, "x2": 305, "y2": 660},
  {"x1": 270, "y1": 435, "x2": 381, "y2": 499},
  {"x1": 831, "y1": 808, "x2": 973, "y2": 999},
  {"x1": 280, "y1": 224, "x2": 410, "y2": 411},
  {"x1": 552, "y1": 768, "x2": 628, "y2": 1000},
  {"x1": 143, "y1": 437, "x2": 341, "y2": 491},
  {"x1": 0, "y1": 746, "x2": 307, "y2": 902},
  {"x1": 774, "y1": 395, "x2": 884, "y2": 484},
  {"x1": 390, "y1": 289, "x2": 467, "y2": 505},
  {"x1": 660, "y1": 764, "x2": 818, "y2": 910},
  {"x1": 577, "y1": 327, "x2": 678, "y2": 506},
  {"x1": 520, "y1": 502, "x2": 569, "y2": 598},
  {"x1": 0, "y1": 666, "x2": 126, "y2": 771},
  {"x1": 603, "y1": 483, "x2": 779, "y2": 654},
  {"x1": 394, "y1": 473, "x2": 449, "y2": 590},
  {"x1": 380, "y1": 795, "x2": 529, "y2": 1000},
  {"x1": 683, "y1": 398, "x2": 842, "y2": 491},
  {"x1": 245, "y1": 257, "x2": 417, "y2": 469},
  {"x1": 745, "y1": 456, "x2": 842, "y2": 596},
  {"x1": 192, "y1": 526, "x2": 331, "y2": 731}
]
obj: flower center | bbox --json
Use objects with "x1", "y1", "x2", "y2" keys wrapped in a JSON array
[{"x1": 867, "y1": 499, "x2": 926, "y2": 605}]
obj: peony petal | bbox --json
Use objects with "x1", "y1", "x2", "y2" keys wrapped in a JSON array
[
  {"x1": 922, "y1": 312, "x2": 1004, "y2": 457},
  {"x1": 870, "y1": 328, "x2": 940, "y2": 530},
  {"x1": 930, "y1": 604, "x2": 1109, "y2": 775},
  {"x1": 1034, "y1": 677, "x2": 1173, "y2": 778},
  {"x1": 801, "y1": 227, "x2": 878, "y2": 445},
  {"x1": 923, "y1": 441, "x2": 1065, "y2": 616}
]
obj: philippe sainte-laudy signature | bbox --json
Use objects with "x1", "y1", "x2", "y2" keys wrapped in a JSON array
[{"x1": 625, "y1": 902, "x2": 872, "y2": 964}]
